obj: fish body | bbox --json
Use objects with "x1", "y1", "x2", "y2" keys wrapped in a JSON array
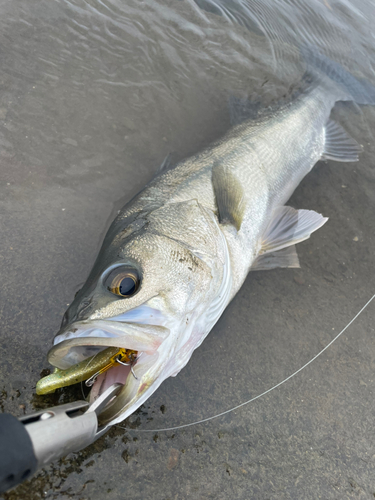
[{"x1": 46, "y1": 52, "x2": 374, "y2": 425}]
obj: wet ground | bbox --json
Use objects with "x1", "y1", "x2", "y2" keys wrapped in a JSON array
[{"x1": 1, "y1": 0, "x2": 375, "y2": 498}]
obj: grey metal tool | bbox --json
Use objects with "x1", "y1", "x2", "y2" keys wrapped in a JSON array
[{"x1": 0, "y1": 383, "x2": 123, "y2": 493}]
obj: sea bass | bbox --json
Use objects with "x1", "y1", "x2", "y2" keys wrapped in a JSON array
[{"x1": 41, "y1": 50, "x2": 375, "y2": 425}]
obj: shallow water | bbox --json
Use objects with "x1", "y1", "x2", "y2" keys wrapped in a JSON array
[{"x1": 1, "y1": 0, "x2": 375, "y2": 498}]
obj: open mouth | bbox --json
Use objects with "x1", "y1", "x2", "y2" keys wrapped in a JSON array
[
  {"x1": 37, "y1": 344, "x2": 140, "y2": 399},
  {"x1": 36, "y1": 310, "x2": 171, "y2": 424}
]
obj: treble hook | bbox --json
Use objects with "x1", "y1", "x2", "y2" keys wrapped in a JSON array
[
  {"x1": 85, "y1": 348, "x2": 139, "y2": 387},
  {"x1": 116, "y1": 353, "x2": 142, "y2": 380}
]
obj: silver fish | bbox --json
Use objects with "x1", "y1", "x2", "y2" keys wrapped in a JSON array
[{"x1": 44, "y1": 49, "x2": 375, "y2": 425}]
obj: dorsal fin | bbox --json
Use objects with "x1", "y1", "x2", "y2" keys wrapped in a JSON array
[
  {"x1": 156, "y1": 153, "x2": 173, "y2": 175},
  {"x1": 212, "y1": 163, "x2": 245, "y2": 231},
  {"x1": 229, "y1": 95, "x2": 261, "y2": 125}
]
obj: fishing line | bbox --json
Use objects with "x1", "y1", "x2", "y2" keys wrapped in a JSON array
[
  {"x1": 128, "y1": 292, "x2": 375, "y2": 433},
  {"x1": 80, "y1": 351, "x2": 102, "y2": 399}
]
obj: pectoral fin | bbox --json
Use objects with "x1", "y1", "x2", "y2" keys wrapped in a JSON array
[
  {"x1": 212, "y1": 163, "x2": 246, "y2": 231},
  {"x1": 252, "y1": 206, "x2": 328, "y2": 270}
]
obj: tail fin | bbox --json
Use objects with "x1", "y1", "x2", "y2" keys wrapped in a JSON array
[{"x1": 301, "y1": 46, "x2": 375, "y2": 105}]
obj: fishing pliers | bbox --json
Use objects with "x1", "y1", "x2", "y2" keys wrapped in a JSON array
[{"x1": 0, "y1": 383, "x2": 123, "y2": 493}]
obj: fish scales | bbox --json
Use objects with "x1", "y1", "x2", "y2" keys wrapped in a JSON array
[{"x1": 42, "y1": 51, "x2": 375, "y2": 424}]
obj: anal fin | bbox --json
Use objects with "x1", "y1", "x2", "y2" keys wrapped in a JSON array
[
  {"x1": 322, "y1": 119, "x2": 362, "y2": 162},
  {"x1": 251, "y1": 246, "x2": 300, "y2": 271},
  {"x1": 212, "y1": 163, "x2": 245, "y2": 231}
]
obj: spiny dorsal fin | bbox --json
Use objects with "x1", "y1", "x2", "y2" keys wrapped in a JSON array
[
  {"x1": 322, "y1": 119, "x2": 362, "y2": 162},
  {"x1": 229, "y1": 95, "x2": 261, "y2": 125},
  {"x1": 212, "y1": 163, "x2": 245, "y2": 231},
  {"x1": 156, "y1": 153, "x2": 173, "y2": 175}
]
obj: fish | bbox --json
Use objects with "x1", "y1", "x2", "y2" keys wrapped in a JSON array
[{"x1": 40, "y1": 48, "x2": 375, "y2": 426}]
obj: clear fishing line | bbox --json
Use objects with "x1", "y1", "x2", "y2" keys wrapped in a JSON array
[
  {"x1": 125, "y1": 292, "x2": 375, "y2": 433},
  {"x1": 80, "y1": 351, "x2": 102, "y2": 399}
]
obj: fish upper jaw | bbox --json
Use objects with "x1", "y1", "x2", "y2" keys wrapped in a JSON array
[{"x1": 49, "y1": 319, "x2": 170, "y2": 369}]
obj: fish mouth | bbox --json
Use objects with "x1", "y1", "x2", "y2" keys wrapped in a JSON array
[{"x1": 44, "y1": 309, "x2": 172, "y2": 425}]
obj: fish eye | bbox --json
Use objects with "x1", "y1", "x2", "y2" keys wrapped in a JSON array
[{"x1": 105, "y1": 267, "x2": 140, "y2": 297}]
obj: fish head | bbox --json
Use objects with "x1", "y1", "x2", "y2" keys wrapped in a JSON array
[{"x1": 48, "y1": 199, "x2": 230, "y2": 424}]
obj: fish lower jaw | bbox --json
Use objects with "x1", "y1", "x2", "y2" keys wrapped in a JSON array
[
  {"x1": 93, "y1": 350, "x2": 168, "y2": 425},
  {"x1": 90, "y1": 347, "x2": 159, "y2": 400},
  {"x1": 44, "y1": 318, "x2": 176, "y2": 422},
  {"x1": 46, "y1": 319, "x2": 194, "y2": 423}
]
